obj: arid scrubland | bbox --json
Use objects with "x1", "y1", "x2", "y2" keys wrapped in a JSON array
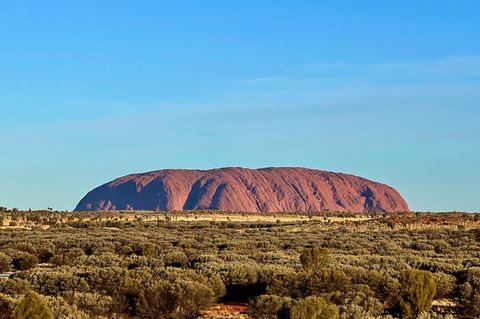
[{"x1": 0, "y1": 209, "x2": 479, "y2": 319}]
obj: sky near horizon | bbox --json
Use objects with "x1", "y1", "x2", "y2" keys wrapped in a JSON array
[{"x1": 1, "y1": 1, "x2": 479, "y2": 212}]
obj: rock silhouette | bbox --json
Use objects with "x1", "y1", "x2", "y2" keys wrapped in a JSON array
[{"x1": 75, "y1": 167, "x2": 409, "y2": 213}]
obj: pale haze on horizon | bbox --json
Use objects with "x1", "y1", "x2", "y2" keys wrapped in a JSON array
[{"x1": 0, "y1": 1, "x2": 479, "y2": 212}]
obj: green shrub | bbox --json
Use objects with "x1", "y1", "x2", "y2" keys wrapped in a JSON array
[
  {"x1": 0, "y1": 253, "x2": 12, "y2": 273},
  {"x1": 13, "y1": 291, "x2": 53, "y2": 319},
  {"x1": 12, "y1": 253, "x2": 38, "y2": 271},
  {"x1": 0, "y1": 293, "x2": 18, "y2": 319},
  {"x1": 300, "y1": 248, "x2": 331, "y2": 271},
  {"x1": 251, "y1": 294, "x2": 292, "y2": 319},
  {"x1": 206, "y1": 274, "x2": 226, "y2": 299},
  {"x1": 433, "y1": 272, "x2": 456, "y2": 299},
  {"x1": 0, "y1": 278, "x2": 30, "y2": 296},
  {"x1": 290, "y1": 296, "x2": 339, "y2": 319},
  {"x1": 267, "y1": 271, "x2": 301, "y2": 298},
  {"x1": 50, "y1": 248, "x2": 84, "y2": 266},
  {"x1": 303, "y1": 268, "x2": 350, "y2": 295},
  {"x1": 398, "y1": 269, "x2": 436, "y2": 318},
  {"x1": 45, "y1": 296, "x2": 90, "y2": 319},
  {"x1": 19, "y1": 270, "x2": 88, "y2": 296},
  {"x1": 137, "y1": 279, "x2": 214, "y2": 319},
  {"x1": 70, "y1": 292, "x2": 113, "y2": 317},
  {"x1": 337, "y1": 292, "x2": 383, "y2": 319},
  {"x1": 459, "y1": 267, "x2": 480, "y2": 317},
  {"x1": 136, "y1": 281, "x2": 176, "y2": 318},
  {"x1": 164, "y1": 250, "x2": 188, "y2": 268},
  {"x1": 37, "y1": 248, "x2": 54, "y2": 264}
]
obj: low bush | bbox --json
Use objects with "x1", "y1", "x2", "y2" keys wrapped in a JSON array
[
  {"x1": 397, "y1": 269, "x2": 436, "y2": 318},
  {"x1": 290, "y1": 296, "x2": 339, "y2": 319},
  {"x1": 13, "y1": 291, "x2": 53, "y2": 319}
]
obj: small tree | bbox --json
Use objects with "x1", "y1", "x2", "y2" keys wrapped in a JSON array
[
  {"x1": 0, "y1": 253, "x2": 12, "y2": 273},
  {"x1": 299, "y1": 248, "x2": 331, "y2": 271},
  {"x1": 290, "y1": 296, "x2": 339, "y2": 319},
  {"x1": 398, "y1": 269, "x2": 436, "y2": 318},
  {"x1": 13, "y1": 291, "x2": 53, "y2": 319}
]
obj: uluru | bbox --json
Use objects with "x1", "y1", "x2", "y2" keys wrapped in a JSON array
[{"x1": 75, "y1": 167, "x2": 409, "y2": 213}]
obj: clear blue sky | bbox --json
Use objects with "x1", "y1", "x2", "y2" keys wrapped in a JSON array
[{"x1": 1, "y1": 1, "x2": 479, "y2": 212}]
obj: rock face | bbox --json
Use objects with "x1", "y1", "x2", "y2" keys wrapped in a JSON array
[{"x1": 75, "y1": 167, "x2": 409, "y2": 213}]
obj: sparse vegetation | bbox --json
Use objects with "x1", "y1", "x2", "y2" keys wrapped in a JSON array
[{"x1": 0, "y1": 209, "x2": 477, "y2": 318}]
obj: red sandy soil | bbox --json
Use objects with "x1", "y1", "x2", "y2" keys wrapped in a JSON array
[{"x1": 198, "y1": 303, "x2": 250, "y2": 319}]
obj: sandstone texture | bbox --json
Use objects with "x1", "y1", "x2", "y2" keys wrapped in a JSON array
[{"x1": 75, "y1": 167, "x2": 409, "y2": 213}]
